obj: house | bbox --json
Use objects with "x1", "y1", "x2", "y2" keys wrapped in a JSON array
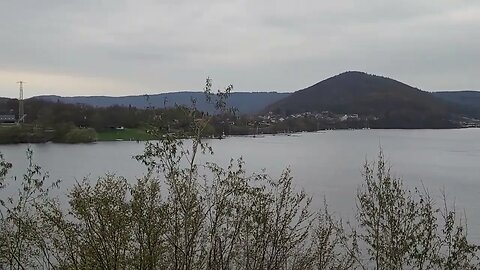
[{"x1": 0, "y1": 115, "x2": 16, "y2": 124}]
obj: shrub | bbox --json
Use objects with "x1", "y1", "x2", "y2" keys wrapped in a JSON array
[{"x1": 63, "y1": 127, "x2": 97, "y2": 143}]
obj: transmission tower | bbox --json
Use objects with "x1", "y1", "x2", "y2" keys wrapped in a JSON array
[{"x1": 17, "y1": 81, "x2": 25, "y2": 123}]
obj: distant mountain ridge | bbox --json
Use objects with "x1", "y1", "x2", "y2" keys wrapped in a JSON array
[
  {"x1": 433, "y1": 91, "x2": 480, "y2": 118},
  {"x1": 36, "y1": 91, "x2": 290, "y2": 114},
  {"x1": 8, "y1": 71, "x2": 480, "y2": 128}
]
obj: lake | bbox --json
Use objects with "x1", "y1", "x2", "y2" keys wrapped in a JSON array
[{"x1": 1, "y1": 129, "x2": 480, "y2": 239}]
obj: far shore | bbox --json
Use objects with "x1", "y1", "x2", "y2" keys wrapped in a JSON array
[{"x1": 1, "y1": 127, "x2": 478, "y2": 145}]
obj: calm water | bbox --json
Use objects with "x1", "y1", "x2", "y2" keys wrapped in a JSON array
[{"x1": 1, "y1": 129, "x2": 480, "y2": 239}]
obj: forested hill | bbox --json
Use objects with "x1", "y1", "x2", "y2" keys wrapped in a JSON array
[
  {"x1": 265, "y1": 71, "x2": 474, "y2": 128},
  {"x1": 433, "y1": 91, "x2": 480, "y2": 118},
  {"x1": 36, "y1": 91, "x2": 290, "y2": 114}
]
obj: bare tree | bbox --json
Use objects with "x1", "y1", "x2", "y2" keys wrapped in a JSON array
[{"x1": 356, "y1": 150, "x2": 479, "y2": 270}]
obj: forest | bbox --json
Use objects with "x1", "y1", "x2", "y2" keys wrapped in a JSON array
[
  {"x1": 0, "y1": 96, "x2": 367, "y2": 144},
  {"x1": 0, "y1": 95, "x2": 223, "y2": 143}
]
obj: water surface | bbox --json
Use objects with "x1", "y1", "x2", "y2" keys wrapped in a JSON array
[{"x1": 1, "y1": 129, "x2": 479, "y2": 239}]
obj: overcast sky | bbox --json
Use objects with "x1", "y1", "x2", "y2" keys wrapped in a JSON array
[{"x1": 1, "y1": 0, "x2": 479, "y2": 98}]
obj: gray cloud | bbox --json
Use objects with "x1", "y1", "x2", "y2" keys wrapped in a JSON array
[{"x1": 0, "y1": 0, "x2": 479, "y2": 97}]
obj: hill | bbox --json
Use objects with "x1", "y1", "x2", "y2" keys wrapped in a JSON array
[
  {"x1": 36, "y1": 91, "x2": 290, "y2": 114},
  {"x1": 433, "y1": 91, "x2": 480, "y2": 118},
  {"x1": 265, "y1": 71, "x2": 460, "y2": 128}
]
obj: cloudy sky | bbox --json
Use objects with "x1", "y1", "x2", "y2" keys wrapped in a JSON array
[{"x1": 1, "y1": 0, "x2": 479, "y2": 98}]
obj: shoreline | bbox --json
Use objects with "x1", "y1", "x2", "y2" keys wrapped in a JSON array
[{"x1": 1, "y1": 127, "x2": 478, "y2": 145}]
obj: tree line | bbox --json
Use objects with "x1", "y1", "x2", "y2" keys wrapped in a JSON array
[{"x1": 0, "y1": 97, "x2": 218, "y2": 143}]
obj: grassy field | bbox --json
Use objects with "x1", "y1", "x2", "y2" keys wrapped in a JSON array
[{"x1": 96, "y1": 128, "x2": 153, "y2": 141}]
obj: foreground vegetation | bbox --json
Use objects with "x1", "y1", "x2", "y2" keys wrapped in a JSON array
[{"x1": 1, "y1": 79, "x2": 478, "y2": 269}]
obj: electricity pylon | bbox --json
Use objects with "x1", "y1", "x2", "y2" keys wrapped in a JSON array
[{"x1": 17, "y1": 81, "x2": 26, "y2": 123}]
